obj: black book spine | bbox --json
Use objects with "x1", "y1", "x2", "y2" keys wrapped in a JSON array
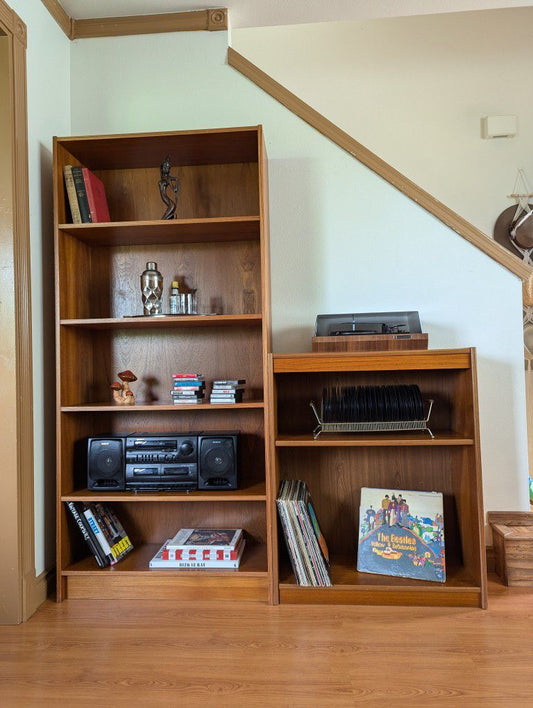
[
  {"x1": 65, "y1": 501, "x2": 107, "y2": 567},
  {"x1": 71, "y1": 166, "x2": 92, "y2": 223}
]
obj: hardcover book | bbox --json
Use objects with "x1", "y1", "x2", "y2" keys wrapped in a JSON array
[
  {"x1": 150, "y1": 539, "x2": 245, "y2": 569},
  {"x1": 357, "y1": 487, "x2": 445, "y2": 583},
  {"x1": 82, "y1": 167, "x2": 110, "y2": 222},
  {"x1": 71, "y1": 166, "x2": 92, "y2": 223},
  {"x1": 63, "y1": 166, "x2": 82, "y2": 224},
  {"x1": 166, "y1": 528, "x2": 243, "y2": 552}
]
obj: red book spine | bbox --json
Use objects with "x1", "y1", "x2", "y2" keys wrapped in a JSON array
[{"x1": 82, "y1": 167, "x2": 110, "y2": 223}]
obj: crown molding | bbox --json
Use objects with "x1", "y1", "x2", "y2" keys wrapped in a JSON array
[
  {"x1": 41, "y1": 0, "x2": 73, "y2": 38},
  {"x1": 41, "y1": 2, "x2": 227, "y2": 39}
]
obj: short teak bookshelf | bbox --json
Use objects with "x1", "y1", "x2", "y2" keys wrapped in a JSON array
[{"x1": 55, "y1": 126, "x2": 486, "y2": 607}]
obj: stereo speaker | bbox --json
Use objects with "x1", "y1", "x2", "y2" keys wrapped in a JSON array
[
  {"x1": 87, "y1": 437, "x2": 126, "y2": 490},
  {"x1": 198, "y1": 434, "x2": 238, "y2": 490}
]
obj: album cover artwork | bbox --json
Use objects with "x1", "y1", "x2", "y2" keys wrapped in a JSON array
[{"x1": 357, "y1": 487, "x2": 445, "y2": 583}]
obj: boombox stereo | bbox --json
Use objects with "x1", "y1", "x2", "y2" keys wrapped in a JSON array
[{"x1": 87, "y1": 432, "x2": 238, "y2": 492}]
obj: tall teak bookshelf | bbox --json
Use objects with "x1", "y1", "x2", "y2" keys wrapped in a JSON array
[
  {"x1": 267, "y1": 349, "x2": 487, "y2": 608},
  {"x1": 54, "y1": 127, "x2": 272, "y2": 602}
]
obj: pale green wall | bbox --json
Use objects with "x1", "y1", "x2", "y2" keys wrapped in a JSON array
[{"x1": 232, "y1": 8, "x2": 533, "y2": 237}]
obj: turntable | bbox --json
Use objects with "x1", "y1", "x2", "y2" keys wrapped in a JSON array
[{"x1": 312, "y1": 311, "x2": 428, "y2": 352}]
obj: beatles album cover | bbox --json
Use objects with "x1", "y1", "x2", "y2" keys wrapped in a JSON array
[{"x1": 357, "y1": 487, "x2": 445, "y2": 583}]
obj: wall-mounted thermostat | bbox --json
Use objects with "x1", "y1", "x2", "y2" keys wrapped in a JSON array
[{"x1": 481, "y1": 115, "x2": 517, "y2": 139}]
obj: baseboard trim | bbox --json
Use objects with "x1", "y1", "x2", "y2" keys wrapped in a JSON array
[{"x1": 24, "y1": 569, "x2": 54, "y2": 620}]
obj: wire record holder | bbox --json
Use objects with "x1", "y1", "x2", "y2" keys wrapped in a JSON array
[{"x1": 310, "y1": 399, "x2": 434, "y2": 440}]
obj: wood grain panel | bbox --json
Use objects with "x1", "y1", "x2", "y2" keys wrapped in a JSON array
[
  {"x1": 274, "y1": 369, "x2": 466, "y2": 437},
  {"x1": 80, "y1": 326, "x2": 263, "y2": 402},
  {"x1": 104, "y1": 501, "x2": 267, "y2": 546},
  {"x1": 312, "y1": 334, "x2": 428, "y2": 352},
  {"x1": 60, "y1": 408, "x2": 265, "y2": 493},
  {"x1": 58, "y1": 217, "x2": 261, "y2": 246},
  {"x1": 96, "y1": 163, "x2": 259, "y2": 222},
  {"x1": 277, "y1": 446, "x2": 462, "y2": 560},
  {"x1": 58, "y1": 231, "x2": 101, "y2": 319},
  {"x1": 228, "y1": 48, "x2": 533, "y2": 285},
  {"x1": 279, "y1": 586, "x2": 481, "y2": 607},
  {"x1": 103, "y1": 240, "x2": 261, "y2": 318},
  {"x1": 56, "y1": 128, "x2": 259, "y2": 170},
  {"x1": 66, "y1": 575, "x2": 268, "y2": 601},
  {"x1": 273, "y1": 350, "x2": 472, "y2": 373},
  {"x1": 61, "y1": 481, "x2": 267, "y2": 503},
  {"x1": 64, "y1": 541, "x2": 267, "y2": 576}
]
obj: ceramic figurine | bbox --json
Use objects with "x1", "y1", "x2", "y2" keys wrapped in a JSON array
[{"x1": 110, "y1": 370, "x2": 138, "y2": 405}]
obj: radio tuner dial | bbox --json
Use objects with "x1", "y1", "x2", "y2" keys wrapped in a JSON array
[{"x1": 179, "y1": 440, "x2": 194, "y2": 457}]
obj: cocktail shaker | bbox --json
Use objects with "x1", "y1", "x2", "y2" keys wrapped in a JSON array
[{"x1": 140, "y1": 261, "x2": 163, "y2": 315}]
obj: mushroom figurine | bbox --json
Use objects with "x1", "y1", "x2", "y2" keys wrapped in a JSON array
[
  {"x1": 117, "y1": 370, "x2": 137, "y2": 405},
  {"x1": 110, "y1": 381, "x2": 123, "y2": 405},
  {"x1": 124, "y1": 390, "x2": 135, "y2": 406}
]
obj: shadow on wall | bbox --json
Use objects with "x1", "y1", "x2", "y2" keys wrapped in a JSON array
[
  {"x1": 268, "y1": 156, "x2": 326, "y2": 353},
  {"x1": 477, "y1": 353, "x2": 529, "y2": 510},
  {"x1": 39, "y1": 143, "x2": 56, "y2": 570}
]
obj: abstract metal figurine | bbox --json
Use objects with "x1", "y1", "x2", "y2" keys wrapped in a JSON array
[{"x1": 159, "y1": 155, "x2": 180, "y2": 220}]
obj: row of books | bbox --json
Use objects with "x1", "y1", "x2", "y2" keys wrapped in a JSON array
[
  {"x1": 149, "y1": 528, "x2": 245, "y2": 569},
  {"x1": 276, "y1": 480, "x2": 331, "y2": 587},
  {"x1": 170, "y1": 373, "x2": 246, "y2": 405},
  {"x1": 66, "y1": 501, "x2": 133, "y2": 567},
  {"x1": 63, "y1": 164, "x2": 110, "y2": 224}
]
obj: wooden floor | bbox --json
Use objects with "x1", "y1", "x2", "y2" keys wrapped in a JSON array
[{"x1": 1, "y1": 577, "x2": 533, "y2": 707}]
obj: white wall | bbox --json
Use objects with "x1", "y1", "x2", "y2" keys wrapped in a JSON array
[
  {"x1": 9, "y1": 0, "x2": 70, "y2": 575},
  {"x1": 232, "y1": 8, "x2": 533, "y2": 238},
  {"x1": 70, "y1": 30, "x2": 529, "y2": 515}
]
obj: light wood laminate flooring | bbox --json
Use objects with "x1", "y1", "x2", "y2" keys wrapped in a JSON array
[{"x1": 1, "y1": 577, "x2": 532, "y2": 707}]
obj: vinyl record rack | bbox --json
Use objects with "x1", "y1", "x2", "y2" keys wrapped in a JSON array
[{"x1": 310, "y1": 399, "x2": 435, "y2": 439}]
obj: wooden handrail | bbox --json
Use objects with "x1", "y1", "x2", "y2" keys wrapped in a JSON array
[{"x1": 228, "y1": 47, "x2": 533, "y2": 285}]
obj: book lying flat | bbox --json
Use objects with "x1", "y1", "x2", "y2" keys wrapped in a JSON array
[
  {"x1": 357, "y1": 487, "x2": 445, "y2": 583},
  {"x1": 149, "y1": 539, "x2": 245, "y2": 569},
  {"x1": 166, "y1": 528, "x2": 243, "y2": 552}
]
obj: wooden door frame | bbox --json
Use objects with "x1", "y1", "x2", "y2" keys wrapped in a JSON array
[{"x1": 0, "y1": 1, "x2": 38, "y2": 624}]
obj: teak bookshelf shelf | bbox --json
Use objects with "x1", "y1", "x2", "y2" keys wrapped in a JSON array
[
  {"x1": 266, "y1": 349, "x2": 487, "y2": 608},
  {"x1": 54, "y1": 126, "x2": 272, "y2": 602}
]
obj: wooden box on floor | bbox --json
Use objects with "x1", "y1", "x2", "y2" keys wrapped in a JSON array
[
  {"x1": 266, "y1": 349, "x2": 487, "y2": 608},
  {"x1": 489, "y1": 512, "x2": 533, "y2": 586}
]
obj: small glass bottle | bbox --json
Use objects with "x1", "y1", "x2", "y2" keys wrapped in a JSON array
[
  {"x1": 169, "y1": 280, "x2": 180, "y2": 315},
  {"x1": 140, "y1": 261, "x2": 163, "y2": 316},
  {"x1": 186, "y1": 289, "x2": 198, "y2": 315}
]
